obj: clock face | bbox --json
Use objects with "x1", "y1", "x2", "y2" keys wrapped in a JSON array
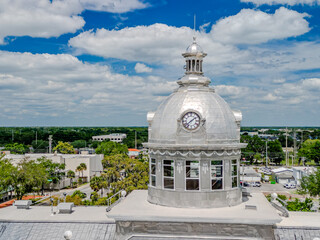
[{"x1": 182, "y1": 112, "x2": 200, "y2": 130}]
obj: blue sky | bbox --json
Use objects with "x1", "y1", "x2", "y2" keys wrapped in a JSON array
[{"x1": 0, "y1": 0, "x2": 320, "y2": 127}]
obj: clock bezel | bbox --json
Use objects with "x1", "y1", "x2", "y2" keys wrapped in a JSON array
[{"x1": 181, "y1": 110, "x2": 201, "y2": 131}]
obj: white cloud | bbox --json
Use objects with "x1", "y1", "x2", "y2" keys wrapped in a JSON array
[
  {"x1": 134, "y1": 63, "x2": 152, "y2": 73},
  {"x1": 80, "y1": 0, "x2": 148, "y2": 13},
  {"x1": 211, "y1": 7, "x2": 310, "y2": 44},
  {"x1": 241, "y1": 0, "x2": 320, "y2": 6},
  {"x1": 0, "y1": 51, "x2": 175, "y2": 125},
  {"x1": 0, "y1": 0, "x2": 84, "y2": 44},
  {"x1": 0, "y1": 0, "x2": 148, "y2": 44},
  {"x1": 69, "y1": 23, "x2": 245, "y2": 67}
]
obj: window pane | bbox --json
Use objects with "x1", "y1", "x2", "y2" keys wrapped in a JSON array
[
  {"x1": 211, "y1": 160, "x2": 222, "y2": 166},
  {"x1": 232, "y1": 176, "x2": 238, "y2": 188},
  {"x1": 186, "y1": 167, "x2": 199, "y2": 178},
  {"x1": 151, "y1": 159, "x2": 156, "y2": 164},
  {"x1": 164, "y1": 178, "x2": 174, "y2": 189},
  {"x1": 212, "y1": 179, "x2": 223, "y2": 190},
  {"x1": 163, "y1": 166, "x2": 174, "y2": 177},
  {"x1": 164, "y1": 160, "x2": 173, "y2": 165},
  {"x1": 232, "y1": 165, "x2": 237, "y2": 176},
  {"x1": 232, "y1": 159, "x2": 237, "y2": 165},
  {"x1": 186, "y1": 179, "x2": 199, "y2": 190},
  {"x1": 211, "y1": 166, "x2": 223, "y2": 178},
  {"x1": 151, "y1": 176, "x2": 156, "y2": 187},
  {"x1": 151, "y1": 165, "x2": 156, "y2": 175}
]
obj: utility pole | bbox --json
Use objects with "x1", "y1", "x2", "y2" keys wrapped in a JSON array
[
  {"x1": 265, "y1": 140, "x2": 268, "y2": 168},
  {"x1": 135, "y1": 131, "x2": 137, "y2": 149},
  {"x1": 293, "y1": 130, "x2": 296, "y2": 166},
  {"x1": 48, "y1": 135, "x2": 53, "y2": 153},
  {"x1": 12, "y1": 129, "x2": 14, "y2": 142},
  {"x1": 36, "y1": 131, "x2": 38, "y2": 145},
  {"x1": 285, "y1": 127, "x2": 288, "y2": 167}
]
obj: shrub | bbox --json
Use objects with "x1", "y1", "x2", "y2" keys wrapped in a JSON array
[{"x1": 71, "y1": 190, "x2": 86, "y2": 199}]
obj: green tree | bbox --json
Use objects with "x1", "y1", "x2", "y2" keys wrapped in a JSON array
[
  {"x1": 267, "y1": 140, "x2": 285, "y2": 165},
  {"x1": 3, "y1": 143, "x2": 28, "y2": 154},
  {"x1": 71, "y1": 140, "x2": 86, "y2": 149},
  {"x1": 241, "y1": 135, "x2": 265, "y2": 164},
  {"x1": 37, "y1": 157, "x2": 65, "y2": 184},
  {"x1": 298, "y1": 168, "x2": 320, "y2": 198},
  {"x1": 102, "y1": 154, "x2": 148, "y2": 195},
  {"x1": 67, "y1": 170, "x2": 75, "y2": 187},
  {"x1": 90, "y1": 176, "x2": 103, "y2": 192},
  {"x1": 0, "y1": 154, "x2": 15, "y2": 193},
  {"x1": 53, "y1": 141, "x2": 76, "y2": 154},
  {"x1": 10, "y1": 159, "x2": 48, "y2": 200},
  {"x1": 298, "y1": 139, "x2": 320, "y2": 164},
  {"x1": 95, "y1": 141, "x2": 128, "y2": 156},
  {"x1": 31, "y1": 140, "x2": 49, "y2": 151},
  {"x1": 76, "y1": 163, "x2": 87, "y2": 178}
]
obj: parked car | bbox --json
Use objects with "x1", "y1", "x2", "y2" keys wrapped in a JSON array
[
  {"x1": 240, "y1": 181, "x2": 249, "y2": 187},
  {"x1": 284, "y1": 182, "x2": 296, "y2": 189},
  {"x1": 253, "y1": 182, "x2": 261, "y2": 187}
]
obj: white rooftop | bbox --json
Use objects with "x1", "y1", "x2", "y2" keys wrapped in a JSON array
[
  {"x1": 0, "y1": 205, "x2": 114, "y2": 223},
  {"x1": 107, "y1": 190, "x2": 282, "y2": 225},
  {"x1": 272, "y1": 167, "x2": 293, "y2": 173}
]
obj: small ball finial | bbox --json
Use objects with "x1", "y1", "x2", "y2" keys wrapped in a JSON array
[{"x1": 64, "y1": 230, "x2": 72, "y2": 240}]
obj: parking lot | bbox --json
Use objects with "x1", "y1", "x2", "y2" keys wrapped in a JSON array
[{"x1": 246, "y1": 182, "x2": 300, "y2": 197}]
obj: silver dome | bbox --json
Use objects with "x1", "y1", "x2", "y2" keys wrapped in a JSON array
[
  {"x1": 147, "y1": 79, "x2": 240, "y2": 149},
  {"x1": 186, "y1": 41, "x2": 203, "y2": 53}
]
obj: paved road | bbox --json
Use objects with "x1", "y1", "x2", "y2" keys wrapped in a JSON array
[{"x1": 247, "y1": 182, "x2": 299, "y2": 197}]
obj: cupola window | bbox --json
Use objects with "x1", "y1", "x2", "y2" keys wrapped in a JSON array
[
  {"x1": 231, "y1": 159, "x2": 238, "y2": 188},
  {"x1": 211, "y1": 160, "x2": 223, "y2": 190},
  {"x1": 163, "y1": 160, "x2": 174, "y2": 189},
  {"x1": 186, "y1": 161, "x2": 200, "y2": 190},
  {"x1": 150, "y1": 158, "x2": 156, "y2": 187}
]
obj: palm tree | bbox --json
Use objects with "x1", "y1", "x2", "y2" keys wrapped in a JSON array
[
  {"x1": 67, "y1": 170, "x2": 75, "y2": 187},
  {"x1": 76, "y1": 165, "x2": 82, "y2": 177},
  {"x1": 79, "y1": 163, "x2": 87, "y2": 178}
]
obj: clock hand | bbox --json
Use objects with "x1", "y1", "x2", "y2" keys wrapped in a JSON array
[{"x1": 187, "y1": 117, "x2": 196, "y2": 125}]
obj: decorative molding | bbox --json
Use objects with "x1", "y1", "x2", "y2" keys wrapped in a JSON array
[
  {"x1": 177, "y1": 161, "x2": 183, "y2": 174},
  {"x1": 149, "y1": 149, "x2": 241, "y2": 157},
  {"x1": 202, "y1": 163, "x2": 209, "y2": 174}
]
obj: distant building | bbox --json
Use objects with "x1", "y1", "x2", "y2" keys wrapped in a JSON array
[
  {"x1": 3, "y1": 152, "x2": 104, "y2": 189},
  {"x1": 292, "y1": 166, "x2": 316, "y2": 186},
  {"x1": 240, "y1": 166, "x2": 261, "y2": 183},
  {"x1": 92, "y1": 133, "x2": 127, "y2": 143},
  {"x1": 271, "y1": 167, "x2": 294, "y2": 184},
  {"x1": 128, "y1": 148, "x2": 140, "y2": 159}
]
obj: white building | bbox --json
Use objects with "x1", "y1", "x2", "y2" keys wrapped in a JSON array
[
  {"x1": 292, "y1": 166, "x2": 316, "y2": 186},
  {"x1": 3, "y1": 152, "x2": 104, "y2": 188},
  {"x1": 92, "y1": 133, "x2": 127, "y2": 143},
  {"x1": 271, "y1": 167, "x2": 294, "y2": 184}
]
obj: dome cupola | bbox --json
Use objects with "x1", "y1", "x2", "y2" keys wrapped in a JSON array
[{"x1": 144, "y1": 38, "x2": 246, "y2": 208}]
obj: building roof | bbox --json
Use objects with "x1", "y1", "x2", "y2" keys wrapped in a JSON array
[
  {"x1": 128, "y1": 149, "x2": 140, "y2": 152},
  {"x1": 0, "y1": 222, "x2": 115, "y2": 240},
  {"x1": 272, "y1": 167, "x2": 293, "y2": 174},
  {"x1": 108, "y1": 190, "x2": 282, "y2": 225}
]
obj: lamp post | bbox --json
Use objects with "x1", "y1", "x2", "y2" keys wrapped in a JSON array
[{"x1": 265, "y1": 140, "x2": 268, "y2": 168}]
